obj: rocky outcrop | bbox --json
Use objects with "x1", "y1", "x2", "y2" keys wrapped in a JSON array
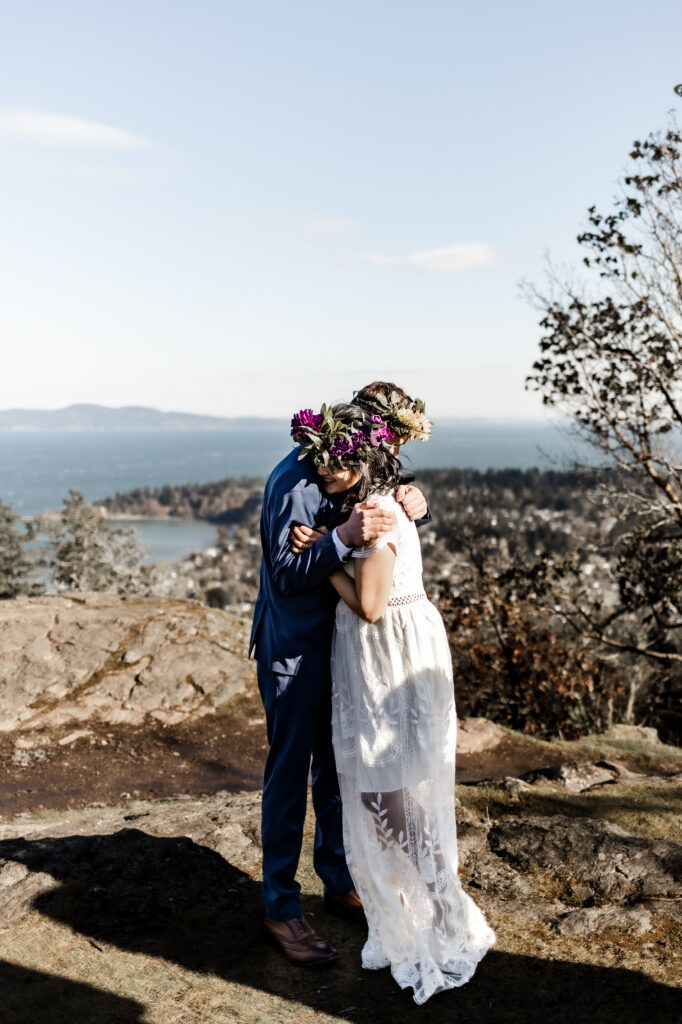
[
  {"x1": 520, "y1": 760, "x2": 619, "y2": 793},
  {"x1": 456, "y1": 716, "x2": 505, "y2": 753},
  {"x1": 0, "y1": 593, "x2": 255, "y2": 731},
  {"x1": 487, "y1": 814, "x2": 682, "y2": 905}
]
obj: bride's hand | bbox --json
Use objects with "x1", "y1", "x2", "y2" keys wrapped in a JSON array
[{"x1": 289, "y1": 523, "x2": 329, "y2": 553}]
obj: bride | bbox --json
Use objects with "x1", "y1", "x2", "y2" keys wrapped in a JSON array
[{"x1": 292, "y1": 394, "x2": 495, "y2": 1005}]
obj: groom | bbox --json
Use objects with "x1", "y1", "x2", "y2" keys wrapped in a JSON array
[{"x1": 250, "y1": 385, "x2": 428, "y2": 965}]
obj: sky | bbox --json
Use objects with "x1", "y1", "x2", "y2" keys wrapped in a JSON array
[{"x1": 1, "y1": 0, "x2": 681, "y2": 420}]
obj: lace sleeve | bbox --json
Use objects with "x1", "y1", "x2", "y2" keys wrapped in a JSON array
[{"x1": 351, "y1": 492, "x2": 399, "y2": 559}]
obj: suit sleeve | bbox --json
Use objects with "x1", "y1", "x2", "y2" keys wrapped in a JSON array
[{"x1": 268, "y1": 487, "x2": 346, "y2": 596}]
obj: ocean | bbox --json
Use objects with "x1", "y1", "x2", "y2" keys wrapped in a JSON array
[{"x1": 0, "y1": 423, "x2": 592, "y2": 562}]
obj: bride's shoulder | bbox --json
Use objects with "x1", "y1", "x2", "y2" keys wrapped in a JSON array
[{"x1": 368, "y1": 489, "x2": 402, "y2": 514}]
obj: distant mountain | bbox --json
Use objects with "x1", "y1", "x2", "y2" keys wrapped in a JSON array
[{"x1": 0, "y1": 404, "x2": 287, "y2": 431}]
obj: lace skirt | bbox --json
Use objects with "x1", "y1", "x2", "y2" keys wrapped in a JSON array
[{"x1": 330, "y1": 598, "x2": 496, "y2": 1005}]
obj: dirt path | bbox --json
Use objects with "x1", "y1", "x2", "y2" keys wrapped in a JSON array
[{"x1": 0, "y1": 689, "x2": 267, "y2": 818}]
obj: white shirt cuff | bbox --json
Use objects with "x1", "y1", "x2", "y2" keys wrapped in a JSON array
[{"x1": 332, "y1": 526, "x2": 353, "y2": 560}]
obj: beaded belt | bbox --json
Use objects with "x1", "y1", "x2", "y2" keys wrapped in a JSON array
[{"x1": 387, "y1": 591, "x2": 427, "y2": 607}]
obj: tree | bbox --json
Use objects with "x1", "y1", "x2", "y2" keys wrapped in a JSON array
[
  {"x1": 37, "y1": 489, "x2": 152, "y2": 595},
  {"x1": 433, "y1": 495, "x2": 626, "y2": 739},
  {"x1": 0, "y1": 500, "x2": 38, "y2": 598},
  {"x1": 526, "y1": 92, "x2": 682, "y2": 682}
]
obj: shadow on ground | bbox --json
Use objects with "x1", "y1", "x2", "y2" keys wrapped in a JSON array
[
  {"x1": 0, "y1": 959, "x2": 145, "y2": 1023},
  {"x1": 0, "y1": 829, "x2": 678, "y2": 1024}
]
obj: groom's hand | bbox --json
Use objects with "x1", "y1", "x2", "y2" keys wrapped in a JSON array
[
  {"x1": 396, "y1": 484, "x2": 428, "y2": 522},
  {"x1": 337, "y1": 503, "x2": 393, "y2": 548},
  {"x1": 289, "y1": 524, "x2": 328, "y2": 554}
]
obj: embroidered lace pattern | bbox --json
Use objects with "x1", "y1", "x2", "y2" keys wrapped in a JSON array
[{"x1": 331, "y1": 491, "x2": 496, "y2": 1004}]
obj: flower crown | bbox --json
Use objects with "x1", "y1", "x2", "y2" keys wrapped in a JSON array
[
  {"x1": 353, "y1": 389, "x2": 433, "y2": 443},
  {"x1": 290, "y1": 405, "x2": 394, "y2": 470}
]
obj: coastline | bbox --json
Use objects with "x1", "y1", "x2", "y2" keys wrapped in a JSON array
[{"x1": 25, "y1": 510, "x2": 211, "y2": 524}]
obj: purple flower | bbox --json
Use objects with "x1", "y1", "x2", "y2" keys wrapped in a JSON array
[
  {"x1": 291, "y1": 409, "x2": 323, "y2": 436},
  {"x1": 329, "y1": 438, "x2": 354, "y2": 457},
  {"x1": 369, "y1": 420, "x2": 391, "y2": 446},
  {"x1": 329, "y1": 429, "x2": 370, "y2": 458},
  {"x1": 328, "y1": 442, "x2": 347, "y2": 457}
]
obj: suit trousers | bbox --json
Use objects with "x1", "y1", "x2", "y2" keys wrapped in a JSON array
[{"x1": 257, "y1": 663, "x2": 353, "y2": 921}]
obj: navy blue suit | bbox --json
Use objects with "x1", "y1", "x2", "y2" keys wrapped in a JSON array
[{"x1": 250, "y1": 448, "x2": 353, "y2": 920}]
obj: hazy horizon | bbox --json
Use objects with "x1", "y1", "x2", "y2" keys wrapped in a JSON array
[{"x1": 0, "y1": 399, "x2": 559, "y2": 426}]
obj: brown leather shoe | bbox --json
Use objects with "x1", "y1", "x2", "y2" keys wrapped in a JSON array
[
  {"x1": 324, "y1": 887, "x2": 365, "y2": 921},
  {"x1": 263, "y1": 914, "x2": 339, "y2": 965}
]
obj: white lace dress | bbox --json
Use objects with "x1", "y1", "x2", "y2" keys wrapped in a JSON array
[{"x1": 330, "y1": 492, "x2": 496, "y2": 1005}]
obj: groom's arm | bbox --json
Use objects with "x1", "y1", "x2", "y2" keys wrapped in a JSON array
[
  {"x1": 268, "y1": 487, "x2": 347, "y2": 596},
  {"x1": 268, "y1": 488, "x2": 394, "y2": 597}
]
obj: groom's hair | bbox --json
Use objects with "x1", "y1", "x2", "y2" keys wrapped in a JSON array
[{"x1": 355, "y1": 381, "x2": 412, "y2": 406}]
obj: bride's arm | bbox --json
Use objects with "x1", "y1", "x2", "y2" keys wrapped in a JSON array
[
  {"x1": 329, "y1": 542, "x2": 396, "y2": 623},
  {"x1": 329, "y1": 570, "x2": 364, "y2": 618},
  {"x1": 355, "y1": 544, "x2": 396, "y2": 622}
]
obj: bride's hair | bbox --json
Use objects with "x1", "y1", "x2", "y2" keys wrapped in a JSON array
[{"x1": 331, "y1": 403, "x2": 406, "y2": 509}]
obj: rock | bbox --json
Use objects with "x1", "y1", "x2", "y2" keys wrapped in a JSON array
[
  {"x1": 553, "y1": 904, "x2": 653, "y2": 937},
  {"x1": 503, "y1": 776, "x2": 533, "y2": 802},
  {"x1": 11, "y1": 748, "x2": 48, "y2": 768},
  {"x1": 457, "y1": 717, "x2": 505, "y2": 754},
  {"x1": 558, "y1": 762, "x2": 617, "y2": 793},
  {"x1": 13, "y1": 735, "x2": 46, "y2": 751},
  {"x1": 58, "y1": 729, "x2": 94, "y2": 746},
  {"x1": 0, "y1": 861, "x2": 29, "y2": 888},
  {"x1": 487, "y1": 814, "x2": 682, "y2": 903},
  {"x1": 467, "y1": 851, "x2": 537, "y2": 901},
  {"x1": 213, "y1": 822, "x2": 261, "y2": 873},
  {"x1": 455, "y1": 799, "x2": 486, "y2": 828},
  {"x1": 570, "y1": 883, "x2": 595, "y2": 904},
  {"x1": 455, "y1": 808, "x2": 490, "y2": 864},
  {"x1": 0, "y1": 594, "x2": 255, "y2": 731},
  {"x1": 522, "y1": 760, "x2": 617, "y2": 793},
  {"x1": 592, "y1": 759, "x2": 656, "y2": 785}
]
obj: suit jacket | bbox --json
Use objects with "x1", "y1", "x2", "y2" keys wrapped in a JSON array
[{"x1": 249, "y1": 448, "x2": 348, "y2": 677}]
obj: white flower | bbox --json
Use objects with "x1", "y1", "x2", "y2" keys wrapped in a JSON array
[{"x1": 396, "y1": 408, "x2": 433, "y2": 441}]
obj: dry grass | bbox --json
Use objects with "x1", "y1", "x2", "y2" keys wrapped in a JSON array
[{"x1": 458, "y1": 778, "x2": 682, "y2": 846}]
